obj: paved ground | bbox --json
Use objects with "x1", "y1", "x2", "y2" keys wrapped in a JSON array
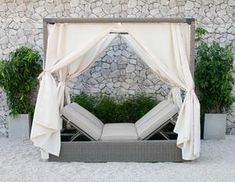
[{"x1": 0, "y1": 135, "x2": 235, "y2": 182}]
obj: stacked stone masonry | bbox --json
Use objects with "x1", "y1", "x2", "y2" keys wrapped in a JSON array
[
  {"x1": 68, "y1": 36, "x2": 170, "y2": 100},
  {"x1": 0, "y1": 0, "x2": 234, "y2": 135}
]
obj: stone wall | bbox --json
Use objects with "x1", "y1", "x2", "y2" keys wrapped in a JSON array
[
  {"x1": 68, "y1": 35, "x2": 170, "y2": 100},
  {"x1": 0, "y1": 0, "x2": 234, "y2": 135}
]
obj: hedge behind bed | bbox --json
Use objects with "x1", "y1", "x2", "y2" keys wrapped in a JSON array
[{"x1": 71, "y1": 92, "x2": 158, "y2": 123}]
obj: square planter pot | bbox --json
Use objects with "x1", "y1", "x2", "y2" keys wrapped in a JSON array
[
  {"x1": 204, "y1": 113, "x2": 226, "y2": 140},
  {"x1": 8, "y1": 114, "x2": 31, "y2": 140},
  {"x1": 231, "y1": 128, "x2": 235, "y2": 135}
]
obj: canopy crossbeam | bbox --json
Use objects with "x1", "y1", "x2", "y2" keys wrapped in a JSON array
[{"x1": 109, "y1": 32, "x2": 128, "y2": 34}]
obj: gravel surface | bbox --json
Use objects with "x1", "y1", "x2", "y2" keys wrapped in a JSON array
[{"x1": 0, "y1": 135, "x2": 235, "y2": 182}]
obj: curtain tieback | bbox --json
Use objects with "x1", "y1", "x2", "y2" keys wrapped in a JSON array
[
  {"x1": 185, "y1": 87, "x2": 195, "y2": 96},
  {"x1": 37, "y1": 70, "x2": 50, "y2": 80},
  {"x1": 58, "y1": 81, "x2": 67, "y2": 87},
  {"x1": 188, "y1": 87, "x2": 195, "y2": 92}
]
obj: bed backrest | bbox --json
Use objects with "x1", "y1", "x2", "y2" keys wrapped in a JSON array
[
  {"x1": 135, "y1": 100, "x2": 179, "y2": 139},
  {"x1": 62, "y1": 103, "x2": 104, "y2": 140}
]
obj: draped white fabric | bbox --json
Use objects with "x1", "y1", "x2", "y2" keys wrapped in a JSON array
[
  {"x1": 31, "y1": 23, "x2": 118, "y2": 158},
  {"x1": 31, "y1": 22, "x2": 200, "y2": 160},
  {"x1": 121, "y1": 23, "x2": 200, "y2": 160}
]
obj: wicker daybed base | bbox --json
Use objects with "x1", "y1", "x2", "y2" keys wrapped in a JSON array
[{"x1": 49, "y1": 140, "x2": 183, "y2": 162}]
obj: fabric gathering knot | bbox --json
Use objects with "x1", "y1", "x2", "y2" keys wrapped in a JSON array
[
  {"x1": 57, "y1": 81, "x2": 68, "y2": 88},
  {"x1": 58, "y1": 81, "x2": 66, "y2": 85},
  {"x1": 37, "y1": 70, "x2": 51, "y2": 80},
  {"x1": 188, "y1": 86, "x2": 195, "y2": 92},
  {"x1": 168, "y1": 87, "x2": 182, "y2": 108}
]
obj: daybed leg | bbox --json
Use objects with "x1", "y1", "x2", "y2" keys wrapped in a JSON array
[
  {"x1": 70, "y1": 131, "x2": 81, "y2": 142},
  {"x1": 159, "y1": 131, "x2": 170, "y2": 140}
]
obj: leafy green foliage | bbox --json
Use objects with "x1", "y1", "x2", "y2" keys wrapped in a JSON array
[
  {"x1": 195, "y1": 27, "x2": 208, "y2": 42},
  {"x1": 121, "y1": 95, "x2": 157, "y2": 123},
  {"x1": 195, "y1": 34, "x2": 234, "y2": 113},
  {"x1": 0, "y1": 47, "x2": 42, "y2": 116},
  {"x1": 95, "y1": 95, "x2": 120, "y2": 123},
  {"x1": 71, "y1": 93, "x2": 157, "y2": 123},
  {"x1": 71, "y1": 92, "x2": 97, "y2": 113}
]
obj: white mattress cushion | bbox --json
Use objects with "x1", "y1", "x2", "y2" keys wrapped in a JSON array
[
  {"x1": 62, "y1": 103, "x2": 104, "y2": 140},
  {"x1": 101, "y1": 123, "x2": 138, "y2": 141},
  {"x1": 135, "y1": 100, "x2": 179, "y2": 139}
]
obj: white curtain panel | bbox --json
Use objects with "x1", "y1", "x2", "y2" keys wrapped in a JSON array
[
  {"x1": 121, "y1": 23, "x2": 200, "y2": 160},
  {"x1": 31, "y1": 23, "x2": 118, "y2": 159},
  {"x1": 55, "y1": 33, "x2": 118, "y2": 111},
  {"x1": 31, "y1": 22, "x2": 200, "y2": 160}
]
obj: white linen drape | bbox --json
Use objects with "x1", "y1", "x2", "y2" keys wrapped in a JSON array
[
  {"x1": 121, "y1": 23, "x2": 200, "y2": 160},
  {"x1": 170, "y1": 24, "x2": 200, "y2": 160},
  {"x1": 31, "y1": 23, "x2": 118, "y2": 159},
  {"x1": 55, "y1": 33, "x2": 118, "y2": 110}
]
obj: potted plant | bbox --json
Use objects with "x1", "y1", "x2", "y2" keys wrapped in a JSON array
[
  {"x1": 195, "y1": 28, "x2": 234, "y2": 139},
  {"x1": 0, "y1": 47, "x2": 42, "y2": 139}
]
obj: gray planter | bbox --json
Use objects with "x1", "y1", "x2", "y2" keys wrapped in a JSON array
[
  {"x1": 8, "y1": 114, "x2": 31, "y2": 140},
  {"x1": 231, "y1": 128, "x2": 235, "y2": 135},
  {"x1": 204, "y1": 113, "x2": 226, "y2": 140}
]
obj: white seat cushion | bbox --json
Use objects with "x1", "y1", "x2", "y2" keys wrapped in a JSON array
[
  {"x1": 101, "y1": 123, "x2": 138, "y2": 141},
  {"x1": 62, "y1": 103, "x2": 104, "y2": 140},
  {"x1": 135, "y1": 100, "x2": 179, "y2": 139}
]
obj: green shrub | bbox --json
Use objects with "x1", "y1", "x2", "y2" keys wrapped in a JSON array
[
  {"x1": 72, "y1": 93, "x2": 157, "y2": 123},
  {"x1": 71, "y1": 92, "x2": 97, "y2": 113},
  {"x1": 121, "y1": 95, "x2": 157, "y2": 123},
  {"x1": 195, "y1": 28, "x2": 234, "y2": 113},
  {"x1": 195, "y1": 27, "x2": 208, "y2": 42},
  {"x1": 95, "y1": 95, "x2": 120, "y2": 123},
  {"x1": 0, "y1": 47, "x2": 42, "y2": 116}
]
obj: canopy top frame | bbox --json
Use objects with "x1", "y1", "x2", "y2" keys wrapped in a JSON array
[{"x1": 43, "y1": 18, "x2": 195, "y2": 75}]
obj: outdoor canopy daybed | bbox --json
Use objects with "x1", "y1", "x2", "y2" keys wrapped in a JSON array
[{"x1": 31, "y1": 18, "x2": 200, "y2": 162}]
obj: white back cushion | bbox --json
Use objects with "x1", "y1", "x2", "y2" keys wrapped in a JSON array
[
  {"x1": 70, "y1": 103, "x2": 104, "y2": 128},
  {"x1": 135, "y1": 100, "x2": 179, "y2": 139},
  {"x1": 62, "y1": 103, "x2": 104, "y2": 140}
]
